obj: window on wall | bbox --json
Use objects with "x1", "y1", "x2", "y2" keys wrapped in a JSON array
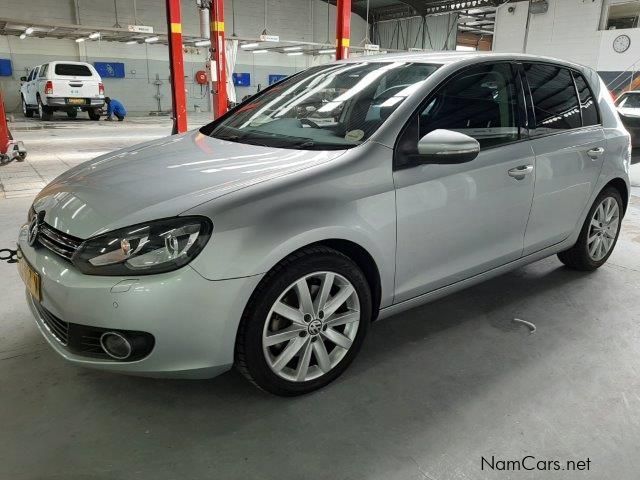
[
  {"x1": 524, "y1": 64, "x2": 582, "y2": 134},
  {"x1": 605, "y1": 2, "x2": 640, "y2": 30}
]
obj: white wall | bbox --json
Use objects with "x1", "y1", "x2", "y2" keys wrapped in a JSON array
[
  {"x1": 0, "y1": 0, "x2": 368, "y2": 112},
  {"x1": 493, "y1": 0, "x2": 640, "y2": 79}
]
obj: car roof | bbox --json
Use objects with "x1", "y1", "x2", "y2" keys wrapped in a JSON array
[
  {"x1": 47, "y1": 61, "x2": 93, "y2": 65},
  {"x1": 340, "y1": 51, "x2": 589, "y2": 71}
]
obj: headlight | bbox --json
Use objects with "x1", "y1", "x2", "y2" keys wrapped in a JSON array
[{"x1": 72, "y1": 217, "x2": 212, "y2": 276}]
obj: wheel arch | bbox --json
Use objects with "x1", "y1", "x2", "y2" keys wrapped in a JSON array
[
  {"x1": 312, "y1": 239, "x2": 382, "y2": 321},
  {"x1": 604, "y1": 177, "x2": 629, "y2": 215},
  {"x1": 248, "y1": 238, "x2": 383, "y2": 322}
]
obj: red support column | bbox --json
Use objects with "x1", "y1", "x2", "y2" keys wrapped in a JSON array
[
  {"x1": 210, "y1": 0, "x2": 228, "y2": 119},
  {"x1": 0, "y1": 91, "x2": 10, "y2": 154},
  {"x1": 166, "y1": 0, "x2": 188, "y2": 134},
  {"x1": 335, "y1": 0, "x2": 352, "y2": 60}
]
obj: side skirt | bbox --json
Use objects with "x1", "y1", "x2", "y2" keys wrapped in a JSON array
[{"x1": 377, "y1": 238, "x2": 575, "y2": 321}]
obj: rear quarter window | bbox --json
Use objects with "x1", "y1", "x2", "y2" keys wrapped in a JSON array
[
  {"x1": 573, "y1": 72, "x2": 600, "y2": 126},
  {"x1": 54, "y1": 64, "x2": 93, "y2": 76}
]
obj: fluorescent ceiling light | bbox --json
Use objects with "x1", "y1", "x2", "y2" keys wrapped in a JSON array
[
  {"x1": 287, "y1": 52, "x2": 304, "y2": 56},
  {"x1": 252, "y1": 49, "x2": 268, "y2": 54},
  {"x1": 283, "y1": 46, "x2": 302, "y2": 51},
  {"x1": 75, "y1": 38, "x2": 85, "y2": 43},
  {"x1": 145, "y1": 36, "x2": 159, "y2": 43},
  {"x1": 318, "y1": 49, "x2": 335, "y2": 54},
  {"x1": 126, "y1": 40, "x2": 138, "y2": 45},
  {"x1": 25, "y1": 27, "x2": 34, "y2": 35},
  {"x1": 19, "y1": 33, "x2": 26, "y2": 39},
  {"x1": 89, "y1": 32, "x2": 101, "y2": 39},
  {"x1": 194, "y1": 40, "x2": 211, "y2": 47},
  {"x1": 241, "y1": 42, "x2": 259, "y2": 49}
]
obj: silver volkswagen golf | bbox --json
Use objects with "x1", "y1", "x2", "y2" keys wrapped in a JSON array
[{"x1": 18, "y1": 53, "x2": 631, "y2": 395}]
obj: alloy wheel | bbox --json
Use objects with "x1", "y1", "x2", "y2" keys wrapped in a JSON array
[
  {"x1": 587, "y1": 196, "x2": 620, "y2": 261},
  {"x1": 22, "y1": 99, "x2": 27, "y2": 115},
  {"x1": 262, "y1": 271, "x2": 361, "y2": 382}
]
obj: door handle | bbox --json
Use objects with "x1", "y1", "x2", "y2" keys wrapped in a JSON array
[
  {"x1": 587, "y1": 147, "x2": 605, "y2": 159},
  {"x1": 507, "y1": 165, "x2": 534, "y2": 180}
]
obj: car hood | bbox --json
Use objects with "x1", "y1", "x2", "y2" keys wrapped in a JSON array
[{"x1": 33, "y1": 130, "x2": 345, "y2": 238}]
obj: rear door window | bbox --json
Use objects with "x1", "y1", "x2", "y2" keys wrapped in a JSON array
[
  {"x1": 54, "y1": 64, "x2": 93, "y2": 76},
  {"x1": 38, "y1": 64, "x2": 48, "y2": 78},
  {"x1": 524, "y1": 63, "x2": 581, "y2": 134},
  {"x1": 573, "y1": 72, "x2": 599, "y2": 126}
]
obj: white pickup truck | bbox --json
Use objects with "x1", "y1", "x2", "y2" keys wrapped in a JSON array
[{"x1": 20, "y1": 61, "x2": 105, "y2": 121}]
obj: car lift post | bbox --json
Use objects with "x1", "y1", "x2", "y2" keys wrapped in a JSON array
[
  {"x1": 209, "y1": 0, "x2": 228, "y2": 119},
  {"x1": 336, "y1": 0, "x2": 352, "y2": 60},
  {"x1": 0, "y1": 91, "x2": 26, "y2": 165},
  {"x1": 165, "y1": 0, "x2": 188, "y2": 134}
]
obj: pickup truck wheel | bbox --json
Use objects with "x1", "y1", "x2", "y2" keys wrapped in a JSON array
[
  {"x1": 66, "y1": 109, "x2": 78, "y2": 119},
  {"x1": 88, "y1": 108, "x2": 101, "y2": 121},
  {"x1": 37, "y1": 97, "x2": 52, "y2": 121},
  {"x1": 22, "y1": 97, "x2": 34, "y2": 118}
]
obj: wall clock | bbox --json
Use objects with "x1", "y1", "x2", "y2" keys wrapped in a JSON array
[{"x1": 614, "y1": 34, "x2": 631, "y2": 53}]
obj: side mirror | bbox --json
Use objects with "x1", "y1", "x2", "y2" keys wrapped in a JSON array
[
  {"x1": 417, "y1": 129, "x2": 480, "y2": 164},
  {"x1": 20, "y1": 76, "x2": 27, "y2": 82}
]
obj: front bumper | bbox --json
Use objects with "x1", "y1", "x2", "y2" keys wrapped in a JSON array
[
  {"x1": 18, "y1": 225, "x2": 262, "y2": 379},
  {"x1": 45, "y1": 97, "x2": 104, "y2": 108}
]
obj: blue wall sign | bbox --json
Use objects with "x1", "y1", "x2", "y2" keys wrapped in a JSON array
[
  {"x1": 268, "y1": 74, "x2": 288, "y2": 85},
  {"x1": 232, "y1": 73, "x2": 251, "y2": 87},
  {"x1": 93, "y1": 62, "x2": 125, "y2": 78},
  {"x1": 0, "y1": 59, "x2": 13, "y2": 77}
]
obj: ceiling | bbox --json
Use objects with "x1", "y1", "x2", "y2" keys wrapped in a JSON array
[{"x1": 327, "y1": 0, "x2": 501, "y2": 35}]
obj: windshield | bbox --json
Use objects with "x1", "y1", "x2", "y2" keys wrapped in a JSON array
[
  {"x1": 617, "y1": 92, "x2": 640, "y2": 109},
  {"x1": 201, "y1": 62, "x2": 440, "y2": 150}
]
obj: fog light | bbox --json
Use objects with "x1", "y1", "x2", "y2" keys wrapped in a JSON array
[{"x1": 100, "y1": 332, "x2": 132, "y2": 360}]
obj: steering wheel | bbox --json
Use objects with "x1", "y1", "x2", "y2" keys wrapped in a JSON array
[{"x1": 300, "y1": 118, "x2": 321, "y2": 128}]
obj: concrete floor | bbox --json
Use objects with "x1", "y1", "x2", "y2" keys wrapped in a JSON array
[{"x1": 2, "y1": 117, "x2": 640, "y2": 480}]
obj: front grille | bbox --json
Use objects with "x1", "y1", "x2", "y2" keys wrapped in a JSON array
[
  {"x1": 37, "y1": 223, "x2": 82, "y2": 261},
  {"x1": 34, "y1": 301, "x2": 69, "y2": 345}
]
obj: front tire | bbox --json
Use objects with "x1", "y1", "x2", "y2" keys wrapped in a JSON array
[
  {"x1": 22, "y1": 97, "x2": 34, "y2": 118},
  {"x1": 37, "y1": 97, "x2": 52, "y2": 121},
  {"x1": 235, "y1": 246, "x2": 371, "y2": 396},
  {"x1": 558, "y1": 187, "x2": 623, "y2": 271}
]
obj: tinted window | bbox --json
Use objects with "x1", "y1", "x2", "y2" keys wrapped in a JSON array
[
  {"x1": 418, "y1": 63, "x2": 520, "y2": 148},
  {"x1": 38, "y1": 64, "x2": 48, "y2": 78},
  {"x1": 525, "y1": 64, "x2": 581, "y2": 133},
  {"x1": 55, "y1": 64, "x2": 92, "y2": 76},
  {"x1": 573, "y1": 72, "x2": 599, "y2": 126},
  {"x1": 28, "y1": 68, "x2": 37, "y2": 81}
]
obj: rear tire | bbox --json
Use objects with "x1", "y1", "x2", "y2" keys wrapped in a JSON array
[
  {"x1": 558, "y1": 187, "x2": 623, "y2": 271},
  {"x1": 22, "y1": 97, "x2": 34, "y2": 118},
  {"x1": 235, "y1": 246, "x2": 372, "y2": 396},
  {"x1": 88, "y1": 108, "x2": 101, "y2": 121},
  {"x1": 37, "y1": 97, "x2": 52, "y2": 121}
]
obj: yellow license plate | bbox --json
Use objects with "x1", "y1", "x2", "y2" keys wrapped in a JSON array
[
  {"x1": 68, "y1": 98, "x2": 85, "y2": 105},
  {"x1": 17, "y1": 251, "x2": 41, "y2": 301}
]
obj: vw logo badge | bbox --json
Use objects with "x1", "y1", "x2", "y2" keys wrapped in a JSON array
[
  {"x1": 308, "y1": 319, "x2": 323, "y2": 336},
  {"x1": 27, "y1": 214, "x2": 41, "y2": 246}
]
